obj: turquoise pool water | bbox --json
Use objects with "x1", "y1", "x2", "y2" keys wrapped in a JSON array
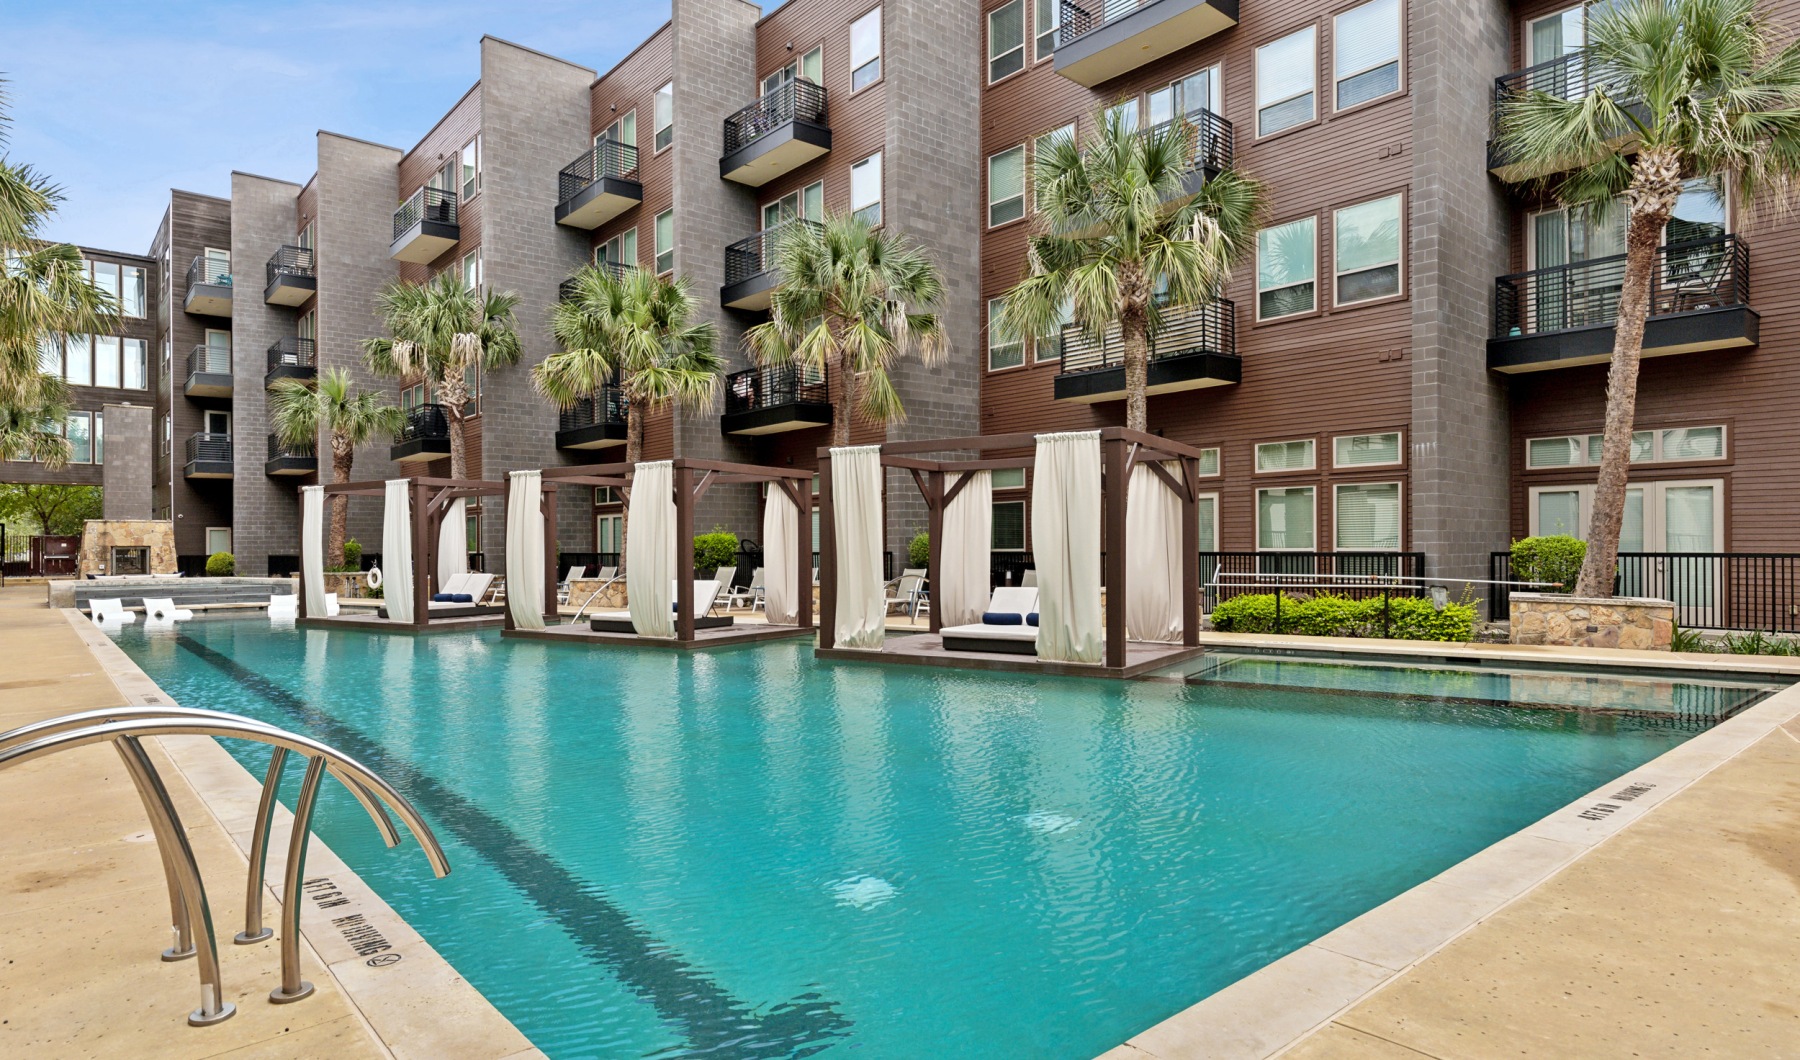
[{"x1": 113, "y1": 622, "x2": 1739, "y2": 1059}]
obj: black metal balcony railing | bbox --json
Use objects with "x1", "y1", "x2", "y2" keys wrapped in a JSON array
[
  {"x1": 557, "y1": 387, "x2": 628, "y2": 432},
  {"x1": 1144, "y1": 107, "x2": 1233, "y2": 174},
  {"x1": 1489, "y1": 51, "x2": 1636, "y2": 163},
  {"x1": 559, "y1": 261, "x2": 634, "y2": 302},
  {"x1": 1058, "y1": 0, "x2": 1155, "y2": 47},
  {"x1": 558, "y1": 138, "x2": 640, "y2": 204},
  {"x1": 1494, "y1": 234, "x2": 1748, "y2": 338},
  {"x1": 724, "y1": 218, "x2": 822, "y2": 286},
  {"x1": 267, "y1": 433, "x2": 315, "y2": 461},
  {"x1": 267, "y1": 336, "x2": 317, "y2": 371},
  {"x1": 187, "y1": 254, "x2": 231, "y2": 290},
  {"x1": 723, "y1": 80, "x2": 828, "y2": 154},
  {"x1": 1058, "y1": 299, "x2": 1236, "y2": 374},
  {"x1": 393, "y1": 186, "x2": 458, "y2": 241},
  {"x1": 265, "y1": 245, "x2": 315, "y2": 286},
  {"x1": 724, "y1": 364, "x2": 828, "y2": 416},
  {"x1": 396, "y1": 403, "x2": 451, "y2": 445},
  {"x1": 186, "y1": 432, "x2": 232, "y2": 464},
  {"x1": 187, "y1": 344, "x2": 231, "y2": 377}
]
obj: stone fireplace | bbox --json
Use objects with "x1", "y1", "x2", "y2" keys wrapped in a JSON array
[{"x1": 77, "y1": 520, "x2": 177, "y2": 577}]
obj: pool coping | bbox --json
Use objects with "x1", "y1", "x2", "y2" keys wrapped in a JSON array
[
  {"x1": 1098, "y1": 638, "x2": 1800, "y2": 1060},
  {"x1": 63, "y1": 608, "x2": 545, "y2": 1060}
]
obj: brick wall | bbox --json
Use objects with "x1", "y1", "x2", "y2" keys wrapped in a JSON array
[{"x1": 100, "y1": 403, "x2": 154, "y2": 519}]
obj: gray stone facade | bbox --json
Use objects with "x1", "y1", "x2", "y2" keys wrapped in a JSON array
[{"x1": 100, "y1": 403, "x2": 154, "y2": 520}]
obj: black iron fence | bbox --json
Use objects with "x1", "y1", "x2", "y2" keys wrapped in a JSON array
[
  {"x1": 1058, "y1": 0, "x2": 1154, "y2": 46},
  {"x1": 983, "y1": 551, "x2": 1428, "y2": 606},
  {"x1": 266, "y1": 433, "x2": 314, "y2": 461},
  {"x1": 1494, "y1": 234, "x2": 1748, "y2": 338},
  {"x1": 1143, "y1": 106, "x2": 1233, "y2": 174},
  {"x1": 267, "y1": 336, "x2": 316, "y2": 371},
  {"x1": 397, "y1": 403, "x2": 451, "y2": 444},
  {"x1": 1489, "y1": 551, "x2": 1800, "y2": 631},
  {"x1": 558, "y1": 387, "x2": 627, "y2": 432},
  {"x1": 723, "y1": 79, "x2": 828, "y2": 154},
  {"x1": 265, "y1": 244, "x2": 315, "y2": 285},
  {"x1": 186, "y1": 253, "x2": 231, "y2": 290},
  {"x1": 725, "y1": 218, "x2": 821, "y2": 286},
  {"x1": 724, "y1": 364, "x2": 828, "y2": 416},
  {"x1": 393, "y1": 186, "x2": 458, "y2": 240},
  {"x1": 187, "y1": 343, "x2": 231, "y2": 376},
  {"x1": 558, "y1": 137, "x2": 640, "y2": 204},
  {"x1": 1059, "y1": 299, "x2": 1235, "y2": 374},
  {"x1": 186, "y1": 432, "x2": 232, "y2": 464}
]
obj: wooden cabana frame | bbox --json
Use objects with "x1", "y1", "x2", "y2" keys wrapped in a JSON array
[
  {"x1": 504, "y1": 458, "x2": 815, "y2": 645},
  {"x1": 816, "y1": 428, "x2": 1205, "y2": 671},
  {"x1": 298, "y1": 476, "x2": 506, "y2": 632}
]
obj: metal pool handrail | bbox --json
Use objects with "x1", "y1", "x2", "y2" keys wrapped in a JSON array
[{"x1": 571, "y1": 571, "x2": 625, "y2": 623}]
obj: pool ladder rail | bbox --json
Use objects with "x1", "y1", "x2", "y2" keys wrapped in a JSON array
[
  {"x1": 0, "y1": 706, "x2": 451, "y2": 1027},
  {"x1": 569, "y1": 571, "x2": 625, "y2": 624}
]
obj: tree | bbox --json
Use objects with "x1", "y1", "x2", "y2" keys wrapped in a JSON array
[
  {"x1": 268, "y1": 367, "x2": 405, "y2": 566},
  {"x1": 362, "y1": 273, "x2": 521, "y2": 480},
  {"x1": 743, "y1": 214, "x2": 948, "y2": 447},
  {"x1": 1494, "y1": 0, "x2": 1800, "y2": 597},
  {"x1": 0, "y1": 483, "x2": 102, "y2": 535},
  {"x1": 0, "y1": 372, "x2": 71, "y2": 467}
]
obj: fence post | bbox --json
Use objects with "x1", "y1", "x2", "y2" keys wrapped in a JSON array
[
  {"x1": 1274, "y1": 587, "x2": 1282, "y2": 634},
  {"x1": 1382, "y1": 588, "x2": 1391, "y2": 639}
]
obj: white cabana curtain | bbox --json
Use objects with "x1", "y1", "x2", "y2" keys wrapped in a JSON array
[
  {"x1": 1031, "y1": 431, "x2": 1103, "y2": 663},
  {"x1": 505, "y1": 471, "x2": 545, "y2": 630},
  {"x1": 1126, "y1": 463, "x2": 1182, "y2": 643},
  {"x1": 832, "y1": 445, "x2": 886, "y2": 649},
  {"x1": 939, "y1": 470, "x2": 992, "y2": 627},
  {"x1": 437, "y1": 497, "x2": 468, "y2": 591},
  {"x1": 300, "y1": 485, "x2": 326, "y2": 616},
  {"x1": 762, "y1": 485, "x2": 800, "y2": 625},
  {"x1": 382, "y1": 479, "x2": 415, "y2": 624},
  {"x1": 626, "y1": 461, "x2": 676, "y2": 638}
]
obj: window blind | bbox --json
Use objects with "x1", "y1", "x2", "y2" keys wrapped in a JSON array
[{"x1": 1335, "y1": 483, "x2": 1400, "y2": 550}]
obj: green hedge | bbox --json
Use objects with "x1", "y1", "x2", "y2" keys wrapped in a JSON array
[
  {"x1": 1510, "y1": 535, "x2": 1584, "y2": 593},
  {"x1": 205, "y1": 551, "x2": 235, "y2": 577},
  {"x1": 908, "y1": 531, "x2": 930, "y2": 568},
  {"x1": 1210, "y1": 592, "x2": 1476, "y2": 642},
  {"x1": 693, "y1": 527, "x2": 739, "y2": 573}
]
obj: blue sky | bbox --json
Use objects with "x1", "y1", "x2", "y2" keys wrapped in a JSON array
[{"x1": 5, "y1": 0, "x2": 684, "y2": 252}]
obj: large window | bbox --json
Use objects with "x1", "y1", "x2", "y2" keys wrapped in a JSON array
[
  {"x1": 1256, "y1": 438, "x2": 1316, "y2": 472},
  {"x1": 1256, "y1": 217, "x2": 1317, "y2": 319},
  {"x1": 93, "y1": 335, "x2": 120, "y2": 388},
  {"x1": 993, "y1": 500, "x2": 1026, "y2": 550},
  {"x1": 989, "y1": 0, "x2": 1025, "y2": 82},
  {"x1": 460, "y1": 248, "x2": 482, "y2": 291},
  {"x1": 763, "y1": 180, "x2": 824, "y2": 229},
  {"x1": 460, "y1": 136, "x2": 481, "y2": 199},
  {"x1": 988, "y1": 145, "x2": 1026, "y2": 226},
  {"x1": 94, "y1": 411, "x2": 103, "y2": 465},
  {"x1": 852, "y1": 153, "x2": 883, "y2": 227},
  {"x1": 1198, "y1": 493, "x2": 1219, "y2": 551},
  {"x1": 851, "y1": 7, "x2": 883, "y2": 91},
  {"x1": 1256, "y1": 27, "x2": 1317, "y2": 136},
  {"x1": 1526, "y1": 426, "x2": 1725, "y2": 469},
  {"x1": 601, "y1": 111, "x2": 637, "y2": 151},
  {"x1": 1035, "y1": 0, "x2": 1060, "y2": 60},
  {"x1": 1257, "y1": 487, "x2": 1316, "y2": 550},
  {"x1": 654, "y1": 210, "x2": 675, "y2": 274},
  {"x1": 1033, "y1": 295, "x2": 1072, "y2": 363},
  {"x1": 122, "y1": 265, "x2": 146, "y2": 317},
  {"x1": 1196, "y1": 448, "x2": 1221, "y2": 476},
  {"x1": 1334, "y1": 431, "x2": 1402, "y2": 467},
  {"x1": 66, "y1": 412, "x2": 92, "y2": 464},
  {"x1": 654, "y1": 83, "x2": 674, "y2": 151},
  {"x1": 90, "y1": 261, "x2": 120, "y2": 305},
  {"x1": 1334, "y1": 0, "x2": 1402, "y2": 109},
  {"x1": 1335, "y1": 482, "x2": 1401, "y2": 550},
  {"x1": 1334, "y1": 194, "x2": 1402, "y2": 304},
  {"x1": 599, "y1": 228, "x2": 638, "y2": 270},
  {"x1": 992, "y1": 467, "x2": 1026, "y2": 489},
  {"x1": 64, "y1": 335, "x2": 91, "y2": 386},
  {"x1": 988, "y1": 297, "x2": 1023, "y2": 370},
  {"x1": 123, "y1": 338, "x2": 148, "y2": 390},
  {"x1": 764, "y1": 46, "x2": 824, "y2": 93},
  {"x1": 1147, "y1": 67, "x2": 1221, "y2": 127}
]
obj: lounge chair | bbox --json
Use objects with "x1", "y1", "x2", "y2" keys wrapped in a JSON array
[
  {"x1": 323, "y1": 593, "x2": 341, "y2": 617},
  {"x1": 377, "y1": 573, "x2": 502, "y2": 619},
  {"x1": 88, "y1": 597, "x2": 137, "y2": 624},
  {"x1": 727, "y1": 568, "x2": 764, "y2": 611},
  {"x1": 1021, "y1": 569, "x2": 1038, "y2": 588},
  {"x1": 142, "y1": 597, "x2": 195, "y2": 622},
  {"x1": 709, "y1": 565, "x2": 740, "y2": 615},
  {"x1": 590, "y1": 580, "x2": 734, "y2": 634},
  {"x1": 268, "y1": 594, "x2": 298, "y2": 616},
  {"x1": 557, "y1": 565, "x2": 587, "y2": 604},
  {"x1": 940, "y1": 587, "x2": 1040, "y2": 655},
  {"x1": 885, "y1": 569, "x2": 928, "y2": 616}
]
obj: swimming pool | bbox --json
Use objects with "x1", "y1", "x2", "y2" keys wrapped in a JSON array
[{"x1": 113, "y1": 621, "x2": 1763, "y2": 1059}]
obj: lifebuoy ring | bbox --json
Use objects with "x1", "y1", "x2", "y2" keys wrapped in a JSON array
[{"x1": 365, "y1": 566, "x2": 383, "y2": 589}]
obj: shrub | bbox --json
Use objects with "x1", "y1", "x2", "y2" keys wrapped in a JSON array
[
  {"x1": 693, "y1": 527, "x2": 739, "y2": 574},
  {"x1": 1721, "y1": 630, "x2": 1800, "y2": 656},
  {"x1": 1210, "y1": 591, "x2": 1476, "y2": 642},
  {"x1": 1511, "y1": 535, "x2": 1584, "y2": 593},
  {"x1": 205, "y1": 551, "x2": 235, "y2": 577},
  {"x1": 342, "y1": 538, "x2": 363, "y2": 570},
  {"x1": 1670, "y1": 623, "x2": 1708, "y2": 653},
  {"x1": 908, "y1": 531, "x2": 930, "y2": 568}
]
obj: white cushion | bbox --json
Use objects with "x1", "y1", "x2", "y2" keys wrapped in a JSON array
[
  {"x1": 985, "y1": 587, "x2": 1038, "y2": 616},
  {"x1": 940, "y1": 622, "x2": 1038, "y2": 641}
]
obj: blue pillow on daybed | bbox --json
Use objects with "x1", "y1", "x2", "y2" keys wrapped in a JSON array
[
  {"x1": 982, "y1": 611, "x2": 1023, "y2": 625},
  {"x1": 1027, "y1": 613, "x2": 1039, "y2": 626},
  {"x1": 432, "y1": 593, "x2": 474, "y2": 602}
]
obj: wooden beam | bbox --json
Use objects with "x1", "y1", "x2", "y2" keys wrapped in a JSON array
[
  {"x1": 1143, "y1": 459, "x2": 1189, "y2": 503},
  {"x1": 1180, "y1": 457, "x2": 1200, "y2": 648},
  {"x1": 690, "y1": 469, "x2": 717, "y2": 503},
  {"x1": 540, "y1": 482, "x2": 560, "y2": 624},
  {"x1": 674, "y1": 464, "x2": 696, "y2": 643},
  {"x1": 410, "y1": 480, "x2": 431, "y2": 631},
  {"x1": 925, "y1": 471, "x2": 944, "y2": 634},
  {"x1": 794, "y1": 480, "x2": 813, "y2": 631},
  {"x1": 942, "y1": 469, "x2": 976, "y2": 509},
  {"x1": 817, "y1": 454, "x2": 836, "y2": 650},
  {"x1": 1103, "y1": 436, "x2": 1128, "y2": 669}
]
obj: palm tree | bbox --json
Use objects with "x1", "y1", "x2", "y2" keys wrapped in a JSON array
[
  {"x1": 1495, "y1": 0, "x2": 1800, "y2": 597},
  {"x1": 0, "y1": 373, "x2": 71, "y2": 467},
  {"x1": 744, "y1": 214, "x2": 948, "y2": 446},
  {"x1": 1001, "y1": 109, "x2": 1264, "y2": 434},
  {"x1": 268, "y1": 367, "x2": 405, "y2": 565},
  {"x1": 361, "y1": 272, "x2": 521, "y2": 480}
]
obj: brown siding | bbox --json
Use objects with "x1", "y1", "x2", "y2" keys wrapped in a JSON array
[
  {"x1": 751, "y1": 0, "x2": 888, "y2": 217},
  {"x1": 396, "y1": 83, "x2": 482, "y2": 284},
  {"x1": 162, "y1": 191, "x2": 236, "y2": 555}
]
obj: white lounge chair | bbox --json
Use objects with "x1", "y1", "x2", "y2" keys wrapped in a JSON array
[
  {"x1": 142, "y1": 597, "x2": 195, "y2": 621},
  {"x1": 885, "y1": 569, "x2": 928, "y2": 615},
  {"x1": 557, "y1": 564, "x2": 587, "y2": 604},
  {"x1": 727, "y1": 568, "x2": 764, "y2": 611},
  {"x1": 709, "y1": 565, "x2": 740, "y2": 615},
  {"x1": 268, "y1": 594, "x2": 298, "y2": 616},
  {"x1": 940, "y1": 587, "x2": 1040, "y2": 655},
  {"x1": 1022, "y1": 569, "x2": 1038, "y2": 588},
  {"x1": 590, "y1": 580, "x2": 733, "y2": 633},
  {"x1": 88, "y1": 598, "x2": 137, "y2": 624},
  {"x1": 323, "y1": 593, "x2": 341, "y2": 617}
]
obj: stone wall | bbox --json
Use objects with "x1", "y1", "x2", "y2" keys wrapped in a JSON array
[
  {"x1": 77, "y1": 520, "x2": 178, "y2": 576},
  {"x1": 1509, "y1": 592, "x2": 1674, "y2": 651},
  {"x1": 101, "y1": 403, "x2": 154, "y2": 519}
]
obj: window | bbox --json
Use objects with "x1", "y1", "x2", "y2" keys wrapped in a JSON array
[
  {"x1": 1106, "y1": 98, "x2": 1139, "y2": 132},
  {"x1": 654, "y1": 83, "x2": 673, "y2": 151},
  {"x1": 161, "y1": 414, "x2": 170, "y2": 454},
  {"x1": 993, "y1": 500, "x2": 1026, "y2": 550},
  {"x1": 597, "y1": 513, "x2": 623, "y2": 555},
  {"x1": 764, "y1": 46, "x2": 824, "y2": 93},
  {"x1": 1335, "y1": 194, "x2": 1402, "y2": 304},
  {"x1": 66, "y1": 413, "x2": 92, "y2": 464},
  {"x1": 988, "y1": 297, "x2": 1024, "y2": 370},
  {"x1": 203, "y1": 409, "x2": 230, "y2": 436},
  {"x1": 763, "y1": 180, "x2": 824, "y2": 229},
  {"x1": 1198, "y1": 493, "x2": 1219, "y2": 551},
  {"x1": 1335, "y1": 482, "x2": 1401, "y2": 550},
  {"x1": 1033, "y1": 296, "x2": 1073, "y2": 363},
  {"x1": 123, "y1": 338, "x2": 147, "y2": 390},
  {"x1": 1526, "y1": 426, "x2": 1725, "y2": 468},
  {"x1": 1035, "y1": 0, "x2": 1060, "y2": 60},
  {"x1": 64, "y1": 335, "x2": 91, "y2": 386},
  {"x1": 298, "y1": 310, "x2": 317, "y2": 342},
  {"x1": 1257, "y1": 217, "x2": 1317, "y2": 319},
  {"x1": 401, "y1": 383, "x2": 427, "y2": 411},
  {"x1": 992, "y1": 467, "x2": 1026, "y2": 489},
  {"x1": 460, "y1": 248, "x2": 483, "y2": 291},
  {"x1": 206, "y1": 528, "x2": 232, "y2": 555},
  {"x1": 1527, "y1": 5, "x2": 1587, "y2": 66},
  {"x1": 94, "y1": 411, "x2": 103, "y2": 465},
  {"x1": 1335, "y1": 0, "x2": 1402, "y2": 109},
  {"x1": 599, "y1": 229, "x2": 638, "y2": 270},
  {"x1": 989, "y1": 0, "x2": 1025, "y2": 82},
  {"x1": 1257, "y1": 487, "x2": 1316, "y2": 550},
  {"x1": 1334, "y1": 431, "x2": 1402, "y2": 467},
  {"x1": 90, "y1": 261, "x2": 120, "y2": 304},
  {"x1": 593, "y1": 486, "x2": 622, "y2": 505},
  {"x1": 1256, "y1": 438, "x2": 1315, "y2": 472},
  {"x1": 460, "y1": 135, "x2": 481, "y2": 199},
  {"x1": 851, "y1": 7, "x2": 882, "y2": 91},
  {"x1": 122, "y1": 266, "x2": 146, "y2": 317},
  {"x1": 1256, "y1": 27, "x2": 1317, "y2": 135},
  {"x1": 601, "y1": 111, "x2": 637, "y2": 152},
  {"x1": 298, "y1": 221, "x2": 315, "y2": 250},
  {"x1": 1196, "y1": 447, "x2": 1221, "y2": 476},
  {"x1": 654, "y1": 210, "x2": 675, "y2": 273},
  {"x1": 988, "y1": 145, "x2": 1026, "y2": 226},
  {"x1": 93, "y1": 335, "x2": 120, "y2": 388},
  {"x1": 851, "y1": 153, "x2": 882, "y2": 227},
  {"x1": 1147, "y1": 67, "x2": 1221, "y2": 127}
]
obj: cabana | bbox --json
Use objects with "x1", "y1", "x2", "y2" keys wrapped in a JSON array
[
  {"x1": 815, "y1": 429, "x2": 1207, "y2": 679},
  {"x1": 498, "y1": 458, "x2": 815, "y2": 650},
  {"x1": 296, "y1": 476, "x2": 505, "y2": 633}
]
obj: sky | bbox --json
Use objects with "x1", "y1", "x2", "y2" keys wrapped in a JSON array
[{"x1": 3, "y1": 0, "x2": 685, "y2": 253}]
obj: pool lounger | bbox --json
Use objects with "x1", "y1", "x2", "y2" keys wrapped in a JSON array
[
  {"x1": 590, "y1": 580, "x2": 734, "y2": 634},
  {"x1": 378, "y1": 572, "x2": 504, "y2": 619},
  {"x1": 941, "y1": 587, "x2": 1039, "y2": 656}
]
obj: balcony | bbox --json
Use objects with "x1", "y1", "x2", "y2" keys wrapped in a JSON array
[
  {"x1": 554, "y1": 139, "x2": 642, "y2": 229},
  {"x1": 1489, "y1": 235, "x2": 1757, "y2": 374},
  {"x1": 184, "y1": 433, "x2": 233, "y2": 479},
  {"x1": 390, "y1": 186, "x2": 460, "y2": 264},
  {"x1": 264, "y1": 433, "x2": 317, "y2": 477},
  {"x1": 721, "y1": 364, "x2": 831, "y2": 436},
  {"x1": 559, "y1": 261, "x2": 633, "y2": 302},
  {"x1": 1149, "y1": 107, "x2": 1232, "y2": 196},
  {"x1": 391, "y1": 403, "x2": 452, "y2": 462},
  {"x1": 264, "y1": 245, "x2": 317, "y2": 306},
  {"x1": 1053, "y1": 300, "x2": 1239, "y2": 402},
  {"x1": 555, "y1": 387, "x2": 628, "y2": 450},
  {"x1": 1488, "y1": 52, "x2": 1645, "y2": 179},
  {"x1": 265, "y1": 337, "x2": 317, "y2": 387},
  {"x1": 1054, "y1": 0, "x2": 1239, "y2": 87},
  {"x1": 721, "y1": 218, "x2": 819, "y2": 310},
  {"x1": 184, "y1": 255, "x2": 233, "y2": 316},
  {"x1": 721, "y1": 80, "x2": 831, "y2": 187},
  {"x1": 185, "y1": 344, "x2": 233, "y2": 398}
]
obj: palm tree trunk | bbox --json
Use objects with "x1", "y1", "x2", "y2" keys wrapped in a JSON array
[
  {"x1": 1574, "y1": 167, "x2": 1680, "y2": 598},
  {"x1": 619, "y1": 394, "x2": 646, "y2": 568},
  {"x1": 441, "y1": 362, "x2": 471, "y2": 480},
  {"x1": 832, "y1": 348, "x2": 854, "y2": 448},
  {"x1": 1120, "y1": 305, "x2": 1151, "y2": 433},
  {"x1": 329, "y1": 441, "x2": 353, "y2": 567}
]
